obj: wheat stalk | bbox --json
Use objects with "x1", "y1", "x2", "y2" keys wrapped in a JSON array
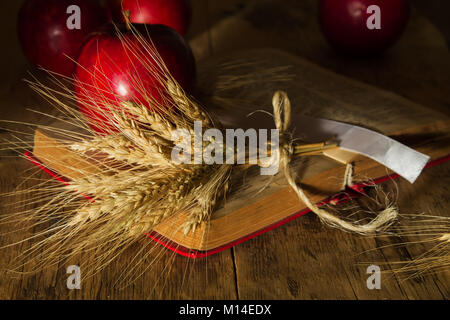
[{"x1": 1, "y1": 25, "x2": 340, "y2": 284}]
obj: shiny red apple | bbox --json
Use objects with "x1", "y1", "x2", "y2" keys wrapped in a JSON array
[
  {"x1": 319, "y1": 0, "x2": 410, "y2": 55},
  {"x1": 74, "y1": 23, "x2": 196, "y2": 133},
  {"x1": 109, "y1": 0, "x2": 191, "y2": 35},
  {"x1": 18, "y1": 0, "x2": 107, "y2": 76}
]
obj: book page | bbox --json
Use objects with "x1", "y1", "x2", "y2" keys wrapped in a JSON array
[{"x1": 196, "y1": 49, "x2": 448, "y2": 220}]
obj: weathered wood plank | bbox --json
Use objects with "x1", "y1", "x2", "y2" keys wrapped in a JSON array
[{"x1": 232, "y1": 162, "x2": 449, "y2": 299}]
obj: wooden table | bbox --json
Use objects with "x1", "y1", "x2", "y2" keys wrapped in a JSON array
[{"x1": 0, "y1": 0, "x2": 448, "y2": 299}]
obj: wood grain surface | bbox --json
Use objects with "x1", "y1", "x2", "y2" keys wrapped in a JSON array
[{"x1": 0, "y1": 0, "x2": 449, "y2": 299}]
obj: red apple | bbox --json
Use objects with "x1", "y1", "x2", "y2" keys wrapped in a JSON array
[
  {"x1": 74, "y1": 23, "x2": 196, "y2": 133},
  {"x1": 18, "y1": 0, "x2": 108, "y2": 76},
  {"x1": 319, "y1": 0, "x2": 410, "y2": 55},
  {"x1": 109, "y1": 0, "x2": 191, "y2": 35}
]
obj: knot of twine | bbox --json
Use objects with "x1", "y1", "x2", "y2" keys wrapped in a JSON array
[{"x1": 272, "y1": 91, "x2": 398, "y2": 235}]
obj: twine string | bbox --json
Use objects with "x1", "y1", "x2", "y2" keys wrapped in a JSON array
[{"x1": 272, "y1": 91, "x2": 398, "y2": 235}]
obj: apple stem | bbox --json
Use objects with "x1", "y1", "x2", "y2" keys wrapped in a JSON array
[{"x1": 123, "y1": 10, "x2": 131, "y2": 31}]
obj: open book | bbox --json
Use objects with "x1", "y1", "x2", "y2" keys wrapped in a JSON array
[{"x1": 29, "y1": 49, "x2": 450, "y2": 257}]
